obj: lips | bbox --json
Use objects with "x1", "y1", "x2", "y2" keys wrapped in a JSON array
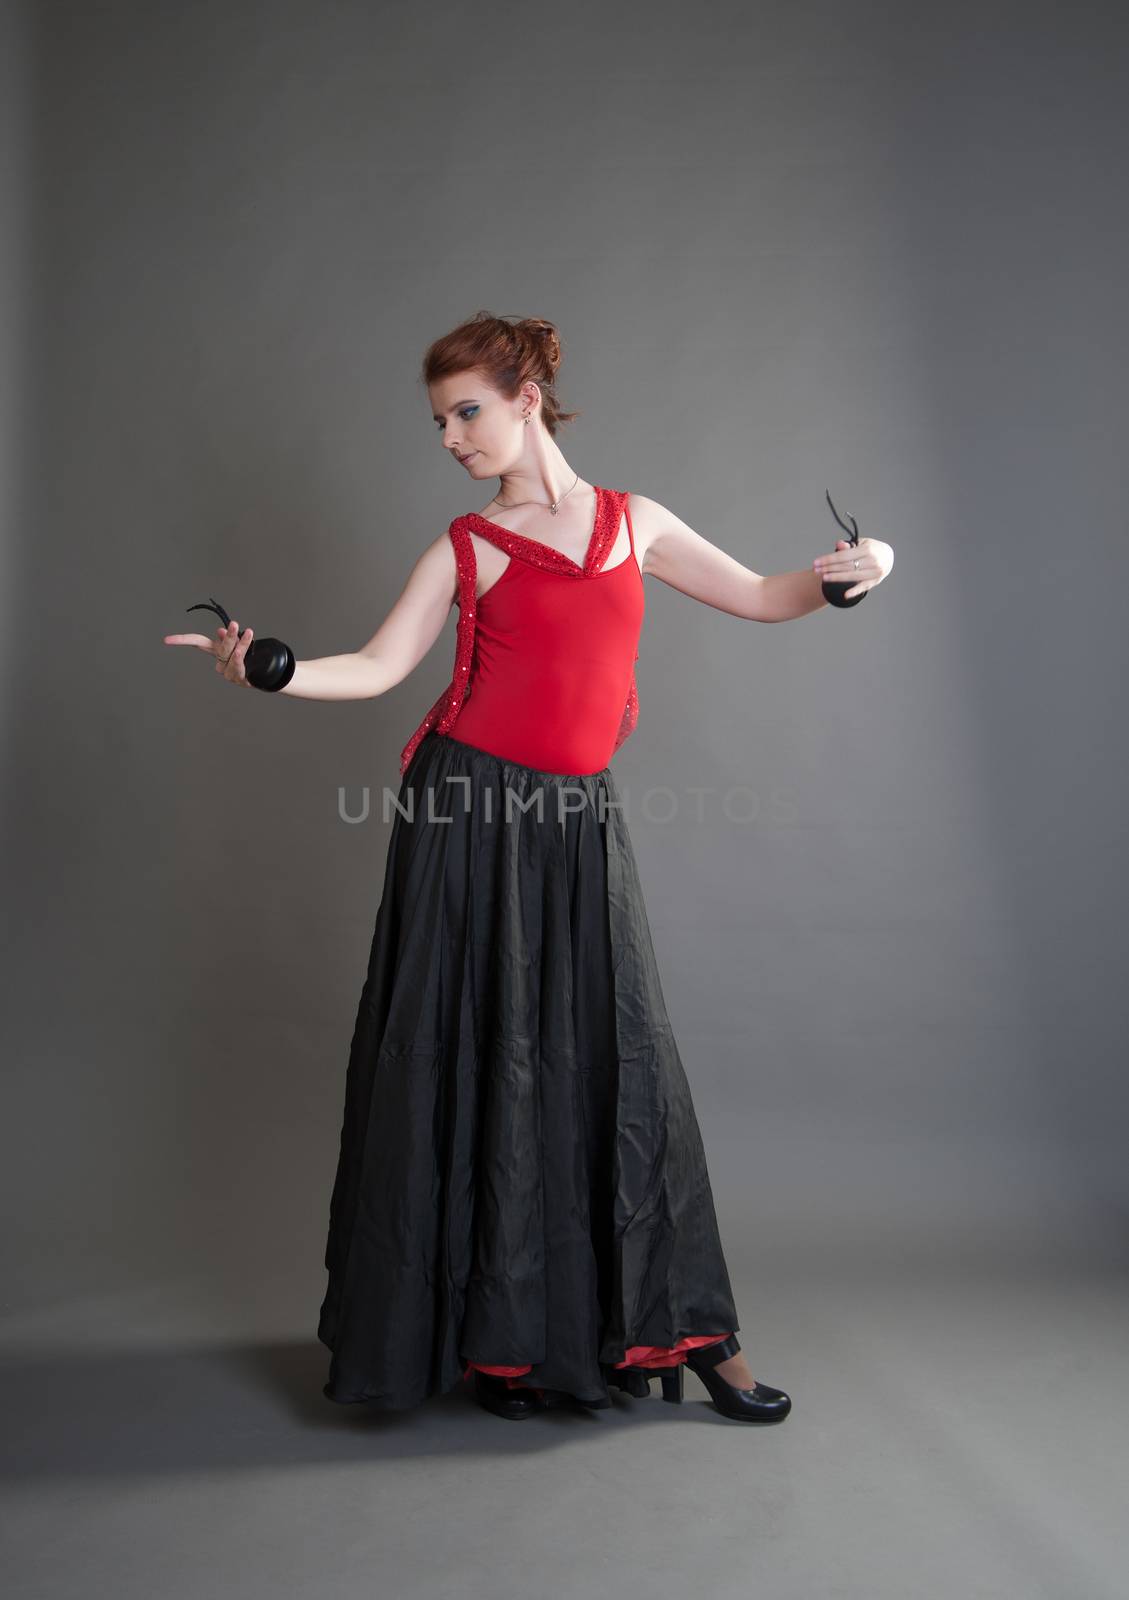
[{"x1": 458, "y1": 452, "x2": 478, "y2": 465}]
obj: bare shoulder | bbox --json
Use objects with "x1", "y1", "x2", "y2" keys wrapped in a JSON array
[
  {"x1": 625, "y1": 491, "x2": 685, "y2": 578},
  {"x1": 423, "y1": 525, "x2": 459, "y2": 578},
  {"x1": 396, "y1": 526, "x2": 459, "y2": 611},
  {"x1": 413, "y1": 519, "x2": 507, "y2": 605}
]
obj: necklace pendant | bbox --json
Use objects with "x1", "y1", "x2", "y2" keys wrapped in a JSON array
[{"x1": 549, "y1": 503, "x2": 558, "y2": 514}]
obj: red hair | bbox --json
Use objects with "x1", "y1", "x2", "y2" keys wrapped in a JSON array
[{"x1": 421, "y1": 310, "x2": 581, "y2": 438}]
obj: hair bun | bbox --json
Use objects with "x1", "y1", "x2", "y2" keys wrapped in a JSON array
[{"x1": 519, "y1": 317, "x2": 562, "y2": 374}]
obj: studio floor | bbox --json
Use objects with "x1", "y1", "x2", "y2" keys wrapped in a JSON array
[{"x1": 4, "y1": 1246, "x2": 1128, "y2": 1599}]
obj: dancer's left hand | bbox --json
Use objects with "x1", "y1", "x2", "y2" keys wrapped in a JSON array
[{"x1": 812, "y1": 537, "x2": 894, "y2": 601}]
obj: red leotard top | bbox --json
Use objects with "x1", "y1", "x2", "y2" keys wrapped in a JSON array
[{"x1": 400, "y1": 486, "x2": 644, "y2": 777}]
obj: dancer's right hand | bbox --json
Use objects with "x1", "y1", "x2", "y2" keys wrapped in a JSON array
[{"x1": 163, "y1": 618, "x2": 255, "y2": 687}]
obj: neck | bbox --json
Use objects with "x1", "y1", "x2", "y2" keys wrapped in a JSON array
[{"x1": 493, "y1": 434, "x2": 580, "y2": 509}]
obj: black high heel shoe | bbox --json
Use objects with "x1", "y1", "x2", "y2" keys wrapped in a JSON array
[
  {"x1": 473, "y1": 1370, "x2": 546, "y2": 1421},
  {"x1": 683, "y1": 1335, "x2": 791, "y2": 1422},
  {"x1": 616, "y1": 1336, "x2": 792, "y2": 1422}
]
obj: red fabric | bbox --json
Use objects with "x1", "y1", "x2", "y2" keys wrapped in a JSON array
[
  {"x1": 399, "y1": 487, "x2": 644, "y2": 777},
  {"x1": 463, "y1": 1334, "x2": 733, "y2": 1389}
]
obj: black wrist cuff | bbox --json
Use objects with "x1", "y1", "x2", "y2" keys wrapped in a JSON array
[{"x1": 245, "y1": 640, "x2": 296, "y2": 691}]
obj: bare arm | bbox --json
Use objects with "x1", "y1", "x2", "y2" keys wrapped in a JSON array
[
  {"x1": 632, "y1": 492, "x2": 828, "y2": 623},
  {"x1": 280, "y1": 533, "x2": 459, "y2": 700}
]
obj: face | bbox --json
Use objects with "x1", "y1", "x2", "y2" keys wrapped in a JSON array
[{"x1": 429, "y1": 370, "x2": 532, "y2": 475}]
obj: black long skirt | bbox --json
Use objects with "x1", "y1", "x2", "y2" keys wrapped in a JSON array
[{"x1": 317, "y1": 728, "x2": 740, "y2": 1410}]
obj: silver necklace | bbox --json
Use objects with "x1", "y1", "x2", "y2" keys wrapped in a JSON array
[{"x1": 488, "y1": 470, "x2": 581, "y2": 517}]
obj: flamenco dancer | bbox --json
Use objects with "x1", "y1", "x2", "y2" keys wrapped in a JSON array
[{"x1": 165, "y1": 311, "x2": 893, "y2": 1424}]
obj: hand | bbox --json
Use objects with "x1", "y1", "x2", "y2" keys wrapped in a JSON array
[
  {"x1": 812, "y1": 536, "x2": 893, "y2": 601},
  {"x1": 163, "y1": 618, "x2": 256, "y2": 686}
]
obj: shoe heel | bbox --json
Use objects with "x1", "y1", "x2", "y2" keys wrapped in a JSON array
[{"x1": 658, "y1": 1364, "x2": 684, "y2": 1403}]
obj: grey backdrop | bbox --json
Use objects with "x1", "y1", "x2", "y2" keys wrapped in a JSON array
[{"x1": 4, "y1": 1, "x2": 1128, "y2": 1595}]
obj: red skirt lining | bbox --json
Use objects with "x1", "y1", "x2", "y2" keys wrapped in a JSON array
[{"x1": 464, "y1": 1332, "x2": 732, "y2": 1389}]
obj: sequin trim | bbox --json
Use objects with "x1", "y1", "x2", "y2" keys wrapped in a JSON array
[{"x1": 399, "y1": 486, "x2": 641, "y2": 776}]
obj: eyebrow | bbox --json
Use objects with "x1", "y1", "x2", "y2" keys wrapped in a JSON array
[{"x1": 432, "y1": 398, "x2": 479, "y2": 421}]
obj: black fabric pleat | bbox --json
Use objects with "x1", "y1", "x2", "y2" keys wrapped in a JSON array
[{"x1": 317, "y1": 729, "x2": 739, "y2": 1409}]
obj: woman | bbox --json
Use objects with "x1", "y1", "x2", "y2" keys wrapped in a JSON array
[{"x1": 165, "y1": 311, "x2": 893, "y2": 1424}]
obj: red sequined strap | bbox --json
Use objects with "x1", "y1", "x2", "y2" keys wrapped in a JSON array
[
  {"x1": 398, "y1": 489, "x2": 638, "y2": 775},
  {"x1": 461, "y1": 484, "x2": 625, "y2": 576},
  {"x1": 398, "y1": 521, "x2": 478, "y2": 776}
]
